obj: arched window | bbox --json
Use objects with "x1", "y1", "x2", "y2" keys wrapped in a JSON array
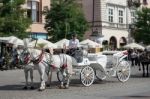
[
  {"x1": 109, "y1": 36, "x2": 117, "y2": 50},
  {"x1": 119, "y1": 37, "x2": 127, "y2": 47},
  {"x1": 143, "y1": 0, "x2": 148, "y2": 5}
]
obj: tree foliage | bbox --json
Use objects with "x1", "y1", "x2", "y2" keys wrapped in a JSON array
[
  {"x1": 0, "y1": 0, "x2": 31, "y2": 38},
  {"x1": 44, "y1": 0, "x2": 89, "y2": 42},
  {"x1": 133, "y1": 7, "x2": 150, "y2": 45}
]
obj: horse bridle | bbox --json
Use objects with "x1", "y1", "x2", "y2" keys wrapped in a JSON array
[{"x1": 18, "y1": 48, "x2": 31, "y2": 65}]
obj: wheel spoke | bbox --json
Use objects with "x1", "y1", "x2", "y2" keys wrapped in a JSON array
[
  {"x1": 117, "y1": 61, "x2": 130, "y2": 82},
  {"x1": 80, "y1": 66, "x2": 95, "y2": 86}
]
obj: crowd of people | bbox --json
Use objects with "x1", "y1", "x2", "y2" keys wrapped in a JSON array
[
  {"x1": 128, "y1": 48, "x2": 150, "y2": 77},
  {"x1": 0, "y1": 42, "x2": 23, "y2": 70}
]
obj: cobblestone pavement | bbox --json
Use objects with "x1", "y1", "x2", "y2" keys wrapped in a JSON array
[{"x1": 0, "y1": 66, "x2": 150, "y2": 99}]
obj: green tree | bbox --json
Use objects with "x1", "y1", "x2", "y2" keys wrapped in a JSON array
[
  {"x1": 133, "y1": 7, "x2": 150, "y2": 45},
  {"x1": 0, "y1": 0, "x2": 31, "y2": 38},
  {"x1": 44, "y1": 0, "x2": 89, "y2": 42}
]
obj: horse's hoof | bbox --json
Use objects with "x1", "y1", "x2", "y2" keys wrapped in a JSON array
[
  {"x1": 59, "y1": 85, "x2": 65, "y2": 89},
  {"x1": 38, "y1": 88, "x2": 45, "y2": 91},
  {"x1": 65, "y1": 85, "x2": 69, "y2": 89},
  {"x1": 23, "y1": 86, "x2": 28, "y2": 90},
  {"x1": 30, "y1": 86, "x2": 35, "y2": 90}
]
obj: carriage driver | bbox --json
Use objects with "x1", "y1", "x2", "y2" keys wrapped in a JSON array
[{"x1": 69, "y1": 34, "x2": 80, "y2": 49}]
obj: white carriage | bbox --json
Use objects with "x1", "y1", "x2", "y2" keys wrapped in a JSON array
[
  {"x1": 57, "y1": 49, "x2": 131, "y2": 87},
  {"x1": 88, "y1": 50, "x2": 130, "y2": 82}
]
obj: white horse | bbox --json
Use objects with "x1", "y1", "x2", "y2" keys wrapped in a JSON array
[
  {"x1": 17, "y1": 48, "x2": 36, "y2": 89},
  {"x1": 18, "y1": 50, "x2": 51, "y2": 90},
  {"x1": 20, "y1": 48, "x2": 73, "y2": 91}
]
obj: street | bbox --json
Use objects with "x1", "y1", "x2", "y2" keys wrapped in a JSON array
[{"x1": 0, "y1": 66, "x2": 150, "y2": 99}]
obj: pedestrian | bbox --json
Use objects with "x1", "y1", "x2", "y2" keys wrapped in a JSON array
[
  {"x1": 131, "y1": 49, "x2": 138, "y2": 66},
  {"x1": 139, "y1": 49, "x2": 150, "y2": 77}
]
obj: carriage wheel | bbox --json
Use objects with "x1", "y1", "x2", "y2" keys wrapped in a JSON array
[
  {"x1": 57, "y1": 71, "x2": 63, "y2": 82},
  {"x1": 116, "y1": 60, "x2": 130, "y2": 82},
  {"x1": 80, "y1": 66, "x2": 95, "y2": 87},
  {"x1": 95, "y1": 69, "x2": 106, "y2": 80}
]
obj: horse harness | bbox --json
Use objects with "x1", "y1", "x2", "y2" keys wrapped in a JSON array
[
  {"x1": 31, "y1": 50, "x2": 45, "y2": 64},
  {"x1": 59, "y1": 54, "x2": 68, "y2": 69},
  {"x1": 44, "y1": 53, "x2": 68, "y2": 70}
]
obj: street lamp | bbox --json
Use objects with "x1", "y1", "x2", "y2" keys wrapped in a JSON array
[{"x1": 90, "y1": 28, "x2": 104, "y2": 47}]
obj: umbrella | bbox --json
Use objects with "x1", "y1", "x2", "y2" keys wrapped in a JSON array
[
  {"x1": 80, "y1": 39, "x2": 100, "y2": 48},
  {"x1": 8, "y1": 36, "x2": 24, "y2": 46},
  {"x1": 0, "y1": 36, "x2": 24, "y2": 46},
  {"x1": 29, "y1": 38, "x2": 57, "y2": 49},
  {"x1": 146, "y1": 45, "x2": 150, "y2": 51},
  {"x1": 123, "y1": 42, "x2": 145, "y2": 50},
  {"x1": 55, "y1": 38, "x2": 69, "y2": 48}
]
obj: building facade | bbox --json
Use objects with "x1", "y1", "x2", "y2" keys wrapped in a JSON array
[
  {"x1": 23, "y1": 0, "x2": 149, "y2": 43},
  {"x1": 23, "y1": 0, "x2": 50, "y2": 39},
  {"x1": 140, "y1": 0, "x2": 150, "y2": 8},
  {"x1": 80, "y1": 0, "x2": 142, "y2": 49}
]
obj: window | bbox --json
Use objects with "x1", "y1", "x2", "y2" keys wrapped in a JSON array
[
  {"x1": 27, "y1": 1, "x2": 40, "y2": 22},
  {"x1": 118, "y1": 10, "x2": 123, "y2": 24},
  {"x1": 108, "y1": 8, "x2": 114, "y2": 22},
  {"x1": 143, "y1": 0, "x2": 148, "y2": 5},
  {"x1": 131, "y1": 10, "x2": 136, "y2": 23}
]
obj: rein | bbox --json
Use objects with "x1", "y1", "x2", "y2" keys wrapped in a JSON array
[
  {"x1": 32, "y1": 50, "x2": 44, "y2": 64},
  {"x1": 24, "y1": 54, "x2": 30, "y2": 64}
]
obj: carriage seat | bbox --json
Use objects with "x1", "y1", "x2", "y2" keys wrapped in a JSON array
[{"x1": 67, "y1": 48, "x2": 84, "y2": 63}]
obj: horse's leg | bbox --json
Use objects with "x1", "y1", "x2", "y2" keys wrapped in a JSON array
[
  {"x1": 30, "y1": 68, "x2": 34, "y2": 89},
  {"x1": 38, "y1": 64, "x2": 46, "y2": 91},
  {"x1": 65, "y1": 73, "x2": 71, "y2": 89},
  {"x1": 146, "y1": 63, "x2": 149, "y2": 77},
  {"x1": 23, "y1": 68, "x2": 28, "y2": 89},
  {"x1": 60, "y1": 69, "x2": 66, "y2": 89},
  {"x1": 138, "y1": 62, "x2": 141, "y2": 71},
  {"x1": 46, "y1": 69, "x2": 52, "y2": 87},
  {"x1": 142, "y1": 63, "x2": 145, "y2": 77}
]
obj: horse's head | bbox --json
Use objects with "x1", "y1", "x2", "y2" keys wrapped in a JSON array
[
  {"x1": 17, "y1": 48, "x2": 31, "y2": 65},
  {"x1": 17, "y1": 48, "x2": 41, "y2": 65}
]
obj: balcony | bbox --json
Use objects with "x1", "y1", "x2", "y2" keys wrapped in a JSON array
[
  {"x1": 127, "y1": 0, "x2": 141, "y2": 8},
  {"x1": 89, "y1": 21, "x2": 128, "y2": 29}
]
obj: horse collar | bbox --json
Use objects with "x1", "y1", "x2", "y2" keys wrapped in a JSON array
[{"x1": 33, "y1": 50, "x2": 44, "y2": 64}]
